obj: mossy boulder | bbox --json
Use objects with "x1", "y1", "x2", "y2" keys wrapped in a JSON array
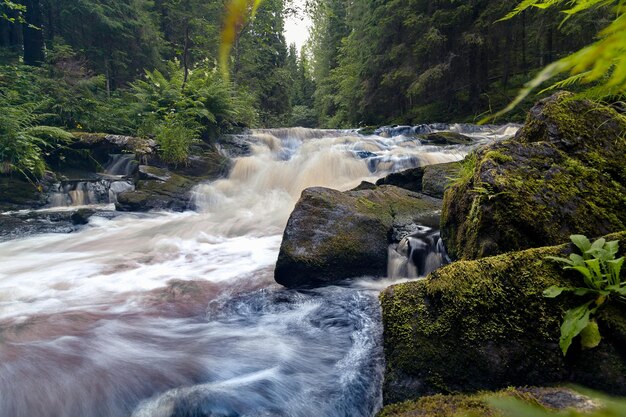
[
  {"x1": 116, "y1": 171, "x2": 195, "y2": 212},
  {"x1": 0, "y1": 174, "x2": 55, "y2": 211},
  {"x1": 380, "y1": 231, "x2": 626, "y2": 404},
  {"x1": 418, "y1": 132, "x2": 473, "y2": 146},
  {"x1": 275, "y1": 185, "x2": 442, "y2": 288},
  {"x1": 378, "y1": 387, "x2": 598, "y2": 417},
  {"x1": 441, "y1": 93, "x2": 626, "y2": 260},
  {"x1": 422, "y1": 162, "x2": 462, "y2": 199},
  {"x1": 115, "y1": 145, "x2": 229, "y2": 212},
  {"x1": 376, "y1": 162, "x2": 462, "y2": 199}
]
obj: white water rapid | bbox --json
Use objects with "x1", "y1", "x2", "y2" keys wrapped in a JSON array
[{"x1": 0, "y1": 126, "x2": 517, "y2": 417}]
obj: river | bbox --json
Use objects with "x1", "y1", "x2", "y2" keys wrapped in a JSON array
[{"x1": 0, "y1": 126, "x2": 516, "y2": 417}]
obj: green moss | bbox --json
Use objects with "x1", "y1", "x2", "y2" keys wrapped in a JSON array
[
  {"x1": 484, "y1": 150, "x2": 513, "y2": 164},
  {"x1": 441, "y1": 95, "x2": 626, "y2": 260},
  {"x1": 381, "y1": 232, "x2": 626, "y2": 404},
  {"x1": 377, "y1": 387, "x2": 593, "y2": 417}
]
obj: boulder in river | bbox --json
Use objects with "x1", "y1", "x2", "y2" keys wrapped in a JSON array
[
  {"x1": 380, "y1": 231, "x2": 626, "y2": 404},
  {"x1": 418, "y1": 131, "x2": 473, "y2": 145},
  {"x1": 275, "y1": 185, "x2": 442, "y2": 288},
  {"x1": 441, "y1": 92, "x2": 626, "y2": 260},
  {"x1": 376, "y1": 161, "x2": 462, "y2": 199}
]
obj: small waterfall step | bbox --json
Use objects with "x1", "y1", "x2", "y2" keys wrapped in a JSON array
[{"x1": 388, "y1": 225, "x2": 450, "y2": 279}]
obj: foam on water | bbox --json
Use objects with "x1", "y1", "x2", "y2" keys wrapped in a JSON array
[{"x1": 0, "y1": 126, "x2": 517, "y2": 417}]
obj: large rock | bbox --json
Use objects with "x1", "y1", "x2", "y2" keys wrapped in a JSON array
[
  {"x1": 380, "y1": 231, "x2": 626, "y2": 405},
  {"x1": 376, "y1": 162, "x2": 462, "y2": 199},
  {"x1": 275, "y1": 185, "x2": 442, "y2": 288},
  {"x1": 116, "y1": 146, "x2": 230, "y2": 212},
  {"x1": 116, "y1": 171, "x2": 195, "y2": 212},
  {"x1": 441, "y1": 93, "x2": 626, "y2": 260},
  {"x1": 418, "y1": 131, "x2": 473, "y2": 145}
]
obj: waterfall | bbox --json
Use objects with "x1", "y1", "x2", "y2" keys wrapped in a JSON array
[
  {"x1": 104, "y1": 154, "x2": 138, "y2": 177},
  {"x1": 47, "y1": 179, "x2": 135, "y2": 207},
  {"x1": 0, "y1": 126, "x2": 518, "y2": 417},
  {"x1": 387, "y1": 226, "x2": 450, "y2": 279}
]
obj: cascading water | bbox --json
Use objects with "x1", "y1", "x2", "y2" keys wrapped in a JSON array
[
  {"x1": 0, "y1": 126, "x2": 518, "y2": 417},
  {"x1": 47, "y1": 154, "x2": 137, "y2": 208}
]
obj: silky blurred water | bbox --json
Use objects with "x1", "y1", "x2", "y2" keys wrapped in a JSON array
[{"x1": 0, "y1": 126, "x2": 517, "y2": 417}]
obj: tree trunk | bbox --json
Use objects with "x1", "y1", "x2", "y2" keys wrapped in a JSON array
[
  {"x1": 182, "y1": 21, "x2": 190, "y2": 90},
  {"x1": 22, "y1": 0, "x2": 45, "y2": 66}
]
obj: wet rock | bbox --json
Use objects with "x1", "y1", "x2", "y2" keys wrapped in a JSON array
[
  {"x1": 70, "y1": 208, "x2": 95, "y2": 225},
  {"x1": 421, "y1": 161, "x2": 462, "y2": 198},
  {"x1": 138, "y1": 165, "x2": 171, "y2": 182},
  {"x1": 375, "y1": 162, "x2": 462, "y2": 198},
  {"x1": 0, "y1": 175, "x2": 53, "y2": 212},
  {"x1": 351, "y1": 181, "x2": 378, "y2": 191},
  {"x1": 380, "y1": 231, "x2": 626, "y2": 404},
  {"x1": 441, "y1": 93, "x2": 626, "y2": 260},
  {"x1": 217, "y1": 134, "x2": 253, "y2": 158},
  {"x1": 275, "y1": 185, "x2": 442, "y2": 288},
  {"x1": 117, "y1": 145, "x2": 229, "y2": 213},
  {"x1": 418, "y1": 131, "x2": 473, "y2": 145},
  {"x1": 376, "y1": 167, "x2": 425, "y2": 193},
  {"x1": 116, "y1": 172, "x2": 195, "y2": 212}
]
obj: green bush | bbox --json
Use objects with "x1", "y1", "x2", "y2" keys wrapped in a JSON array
[
  {"x1": 0, "y1": 94, "x2": 73, "y2": 180},
  {"x1": 155, "y1": 114, "x2": 198, "y2": 165}
]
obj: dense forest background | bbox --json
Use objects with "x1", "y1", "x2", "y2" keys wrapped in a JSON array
[{"x1": 0, "y1": 0, "x2": 611, "y2": 135}]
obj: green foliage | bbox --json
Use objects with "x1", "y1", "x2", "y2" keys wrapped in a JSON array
[
  {"x1": 545, "y1": 234, "x2": 625, "y2": 355},
  {"x1": 155, "y1": 114, "x2": 198, "y2": 165},
  {"x1": 0, "y1": 94, "x2": 73, "y2": 180},
  {"x1": 491, "y1": 0, "x2": 626, "y2": 120},
  {"x1": 132, "y1": 60, "x2": 257, "y2": 138}
]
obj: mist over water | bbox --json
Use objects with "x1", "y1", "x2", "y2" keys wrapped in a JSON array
[{"x1": 0, "y1": 126, "x2": 517, "y2": 417}]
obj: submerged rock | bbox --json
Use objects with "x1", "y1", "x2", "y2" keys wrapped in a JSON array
[
  {"x1": 380, "y1": 231, "x2": 626, "y2": 404},
  {"x1": 441, "y1": 93, "x2": 626, "y2": 260},
  {"x1": 275, "y1": 185, "x2": 442, "y2": 288}
]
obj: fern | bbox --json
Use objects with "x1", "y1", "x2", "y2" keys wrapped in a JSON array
[{"x1": 486, "y1": 0, "x2": 626, "y2": 122}]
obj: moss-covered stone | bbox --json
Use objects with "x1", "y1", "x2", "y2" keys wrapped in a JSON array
[
  {"x1": 418, "y1": 132, "x2": 473, "y2": 146},
  {"x1": 381, "y1": 232, "x2": 626, "y2": 404},
  {"x1": 422, "y1": 162, "x2": 462, "y2": 199},
  {"x1": 275, "y1": 185, "x2": 442, "y2": 288},
  {"x1": 441, "y1": 93, "x2": 626, "y2": 260},
  {"x1": 115, "y1": 172, "x2": 195, "y2": 212},
  {"x1": 377, "y1": 387, "x2": 598, "y2": 417},
  {"x1": 0, "y1": 175, "x2": 54, "y2": 211}
]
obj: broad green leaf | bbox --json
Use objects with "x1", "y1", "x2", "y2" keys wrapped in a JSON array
[
  {"x1": 559, "y1": 301, "x2": 593, "y2": 355},
  {"x1": 571, "y1": 234, "x2": 592, "y2": 252},
  {"x1": 605, "y1": 240, "x2": 619, "y2": 256},
  {"x1": 590, "y1": 238, "x2": 606, "y2": 251},
  {"x1": 568, "y1": 253, "x2": 585, "y2": 266},
  {"x1": 543, "y1": 286, "x2": 570, "y2": 298},
  {"x1": 584, "y1": 259, "x2": 603, "y2": 286},
  {"x1": 606, "y1": 257, "x2": 624, "y2": 285},
  {"x1": 580, "y1": 319, "x2": 602, "y2": 349},
  {"x1": 572, "y1": 287, "x2": 603, "y2": 296},
  {"x1": 566, "y1": 265, "x2": 593, "y2": 285}
]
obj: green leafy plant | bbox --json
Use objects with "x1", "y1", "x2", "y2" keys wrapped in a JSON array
[
  {"x1": 545, "y1": 235, "x2": 625, "y2": 355},
  {"x1": 155, "y1": 113, "x2": 198, "y2": 165},
  {"x1": 488, "y1": 0, "x2": 626, "y2": 121},
  {"x1": 0, "y1": 95, "x2": 73, "y2": 181}
]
